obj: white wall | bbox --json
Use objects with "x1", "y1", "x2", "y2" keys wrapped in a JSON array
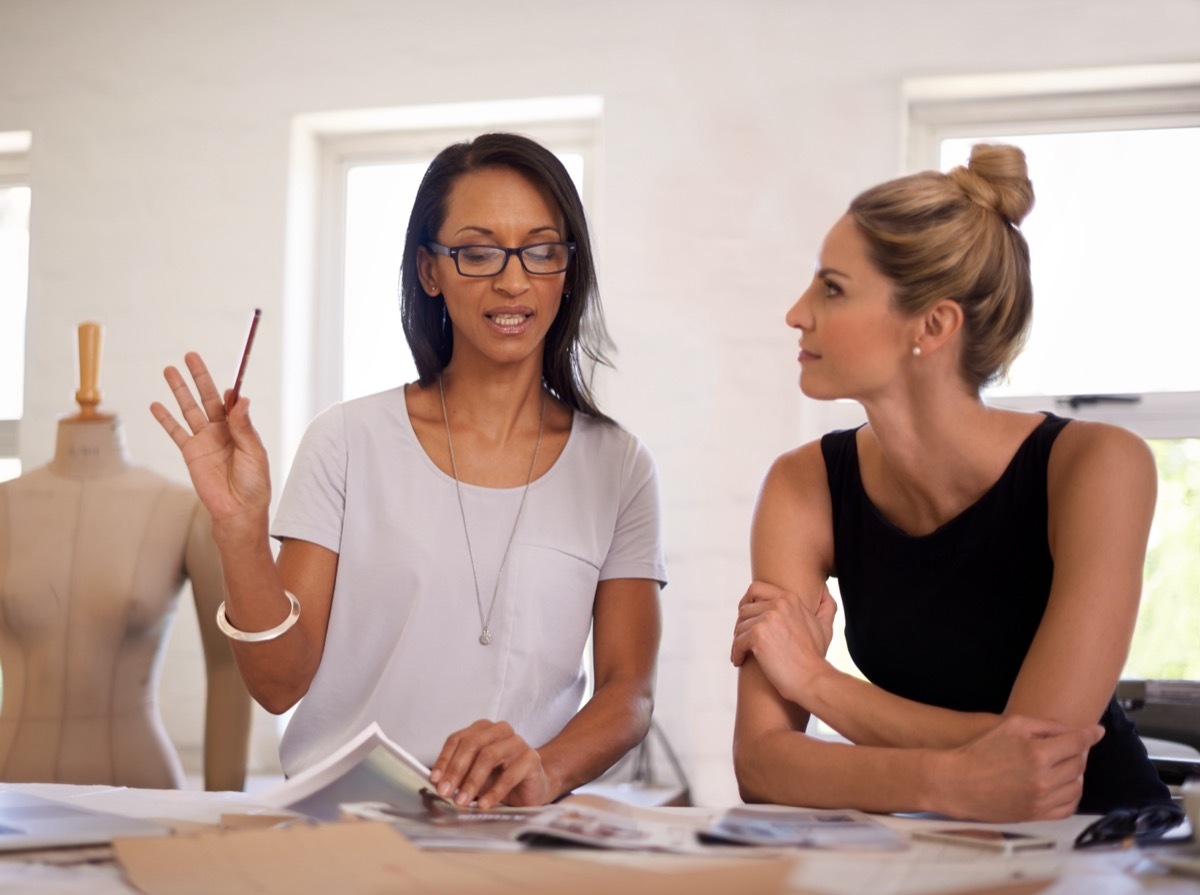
[{"x1": 2, "y1": 0, "x2": 1197, "y2": 804}]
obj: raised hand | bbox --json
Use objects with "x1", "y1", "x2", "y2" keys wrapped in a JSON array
[
  {"x1": 149, "y1": 351, "x2": 271, "y2": 527},
  {"x1": 428, "y1": 720, "x2": 555, "y2": 810}
]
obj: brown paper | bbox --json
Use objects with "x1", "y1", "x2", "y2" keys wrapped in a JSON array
[
  {"x1": 113, "y1": 820, "x2": 797, "y2": 895},
  {"x1": 948, "y1": 882, "x2": 1052, "y2": 895}
]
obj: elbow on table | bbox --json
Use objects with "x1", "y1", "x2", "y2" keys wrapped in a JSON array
[
  {"x1": 736, "y1": 778, "x2": 772, "y2": 805},
  {"x1": 732, "y1": 737, "x2": 779, "y2": 805}
]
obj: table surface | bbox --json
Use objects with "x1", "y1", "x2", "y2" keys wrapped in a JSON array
[{"x1": 0, "y1": 783, "x2": 1195, "y2": 895}]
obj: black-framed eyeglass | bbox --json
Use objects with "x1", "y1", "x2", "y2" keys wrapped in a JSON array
[
  {"x1": 425, "y1": 242, "x2": 576, "y2": 278},
  {"x1": 1073, "y1": 803, "x2": 1185, "y2": 849}
]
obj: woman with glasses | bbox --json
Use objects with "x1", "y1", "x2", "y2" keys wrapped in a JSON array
[
  {"x1": 731, "y1": 144, "x2": 1170, "y2": 821},
  {"x1": 152, "y1": 133, "x2": 665, "y2": 809}
]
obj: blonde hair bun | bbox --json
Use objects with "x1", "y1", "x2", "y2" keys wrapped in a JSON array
[
  {"x1": 848, "y1": 141, "x2": 1036, "y2": 388},
  {"x1": 948, "y1": 143, "x2": 1035, "y2": 226}
]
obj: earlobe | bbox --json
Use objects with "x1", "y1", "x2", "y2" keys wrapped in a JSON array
[{"x1": 416, "y1": 246, "x2": 439, "y2": 297}]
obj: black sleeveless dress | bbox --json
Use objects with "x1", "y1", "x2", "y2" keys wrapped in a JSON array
[{"x1": 821, "y1": 414, "x2": 1169, "y2": 813}]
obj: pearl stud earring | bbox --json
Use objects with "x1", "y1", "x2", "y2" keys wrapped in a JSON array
[{"x1": 912, "y1": 345, "x2": 922, "y2": 357}]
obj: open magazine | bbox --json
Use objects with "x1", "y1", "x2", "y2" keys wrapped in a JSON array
[
  {"x1": 702, "y1": 805, "x2": 906, "y2": 851},
  {"x1": 259, "y1": 722, "x2": 458, "y2": 822},
  {"x1": 259, "y1": 722, "x2": 546, "y2": 848},
  {"x1": 262, "y1": 723, "x2": 905, "y2": 853},
  {"x1": 342, "y1": 797, "x2": 707, "y2": 853}
]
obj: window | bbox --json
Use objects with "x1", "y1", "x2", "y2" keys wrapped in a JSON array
[
  {"x1": 283, "y1": 98, "x2": 601, "y2": 464},
  {"x1": 0, "y1": 135, "x2": 31, "y2": 483},
  {"x1": 905, "y1": 64, "x2": 1200, "y2": 682}
]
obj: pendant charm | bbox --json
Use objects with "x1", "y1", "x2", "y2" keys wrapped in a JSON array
[{"x1": 479, "y1": 630, "x2": 492, "y2": 646}]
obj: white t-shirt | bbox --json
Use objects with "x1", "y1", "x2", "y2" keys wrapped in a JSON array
[{"x1": 271, "y1": 387, "x2": 667, "y2": 775}]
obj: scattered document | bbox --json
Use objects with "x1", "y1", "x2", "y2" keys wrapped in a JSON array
[
  {"x1": 702, "y1": 805, "x2": 907, "y2": 850},
  {"x1": 341, "y1": 795, "x2": 704, "y2": 853},
  {"x1": 514, "y1": 801, "x2": 707, "y2": 853},
  {"x1": 340, "y1": 799, "x2": 535, "y2": 851}
]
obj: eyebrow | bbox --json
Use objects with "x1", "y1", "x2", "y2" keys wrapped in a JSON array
[
  {"x1": 452, "y1": 224, "x2": 563, "y2": 239},
  {"x1": 817, "y1": 267, "x2": 851, "y2": 280}
]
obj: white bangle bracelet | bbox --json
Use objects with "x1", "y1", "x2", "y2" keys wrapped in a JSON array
[{"x1": 216, "y1": 590, "x2": 302, "y2": 643}]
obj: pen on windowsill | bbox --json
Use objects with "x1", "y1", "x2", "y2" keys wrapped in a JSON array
[{"x1": 225, "y1": 308, "x2": 262, "y2": 415}]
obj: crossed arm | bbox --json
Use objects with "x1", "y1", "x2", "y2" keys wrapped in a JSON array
[{"x1": 731, "y1": 424, "x2": 1154, "y2": 820}]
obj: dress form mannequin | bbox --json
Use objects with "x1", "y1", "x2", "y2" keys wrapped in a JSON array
[{"x1": 0, "y1": 323, "x2": 251, "y2": 790}]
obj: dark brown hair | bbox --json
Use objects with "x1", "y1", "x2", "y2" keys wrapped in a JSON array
[{"x1": 400, "y1": 132, "x2": 612, "y2": 418}]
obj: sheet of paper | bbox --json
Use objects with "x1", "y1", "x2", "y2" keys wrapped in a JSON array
[
  {"x1": 784, "y1": 836, "x2": 1060, "y2": 895},
  {"x1": 704, "y1": 805, "x2": 906, "y2": 850},
  {"x1": 514, "y1": 801, "x2": 707, "y2": 853}
]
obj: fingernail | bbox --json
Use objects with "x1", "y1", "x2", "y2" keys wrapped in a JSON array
[
  {"x1": 437, "y1": 781, "x2": 451, "y2": 796},
  {"x1": 429, "y1": 769, "x2": 441, "y2": 783},
  {"x1": 455, "y1": 792, "x2": 469, "y2": 806}
]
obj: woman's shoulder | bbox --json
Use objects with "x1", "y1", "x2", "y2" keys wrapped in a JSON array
[
  {"x1": 1049, "y1": 417, "x2": 1154, "y2": 473},
  {"x1": 1047, "y1": 417, "x2": 1156, "y2": 500},
  {"x1": 770, "y1": 425, "x2": 866, "y2": 481},
  {"x1": 761, "y1": 437, "x2": 832, "y2": 502},
  {"x1": 561, "y1": 414, "x2": 664, "y2": 495},
  {"x1": 290, "y1": 389, "x2": 409, "y2": 468},
  {"x1": 338, "y1": 386, "x2": 408, "y2": 418},
  {"x1": 306, "y1": 387, "x2": 408, "y2": 435},
  {"x1": 572, "y1": 412, "x2": 649, "y2": 456},
  {"x1": 752, "y1": 438, "x2": 837, "y2": 571}
]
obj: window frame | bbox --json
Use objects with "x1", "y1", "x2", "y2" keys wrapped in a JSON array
[
  {"x1": 901, "y1": 63, "x2": 1200, "y2": 441},
  {"x1": 0, "y1": 146, "x2": 30, "y2": 469}
]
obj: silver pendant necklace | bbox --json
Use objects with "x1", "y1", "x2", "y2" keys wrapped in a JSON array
[{"x1": 439, "y1": 377, "x2": 545, "y2": 646}]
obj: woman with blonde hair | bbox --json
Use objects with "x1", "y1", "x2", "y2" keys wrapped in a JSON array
[{"x1": 732, "y1": 144, "x2": 1169, "y2": 820}]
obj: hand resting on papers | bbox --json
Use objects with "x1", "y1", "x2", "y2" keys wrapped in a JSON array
[{"x1": 429, "y1": 720, "x2": 555, "y2": 810}]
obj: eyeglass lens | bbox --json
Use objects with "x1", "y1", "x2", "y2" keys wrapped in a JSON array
[{"x1": 453, "y1": 243, "x2": 572, "y2": 276}]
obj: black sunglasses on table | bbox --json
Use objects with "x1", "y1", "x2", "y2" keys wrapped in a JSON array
[{"x1": 1073, "y1": 803, "x2": 1187, "y2": 849}]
